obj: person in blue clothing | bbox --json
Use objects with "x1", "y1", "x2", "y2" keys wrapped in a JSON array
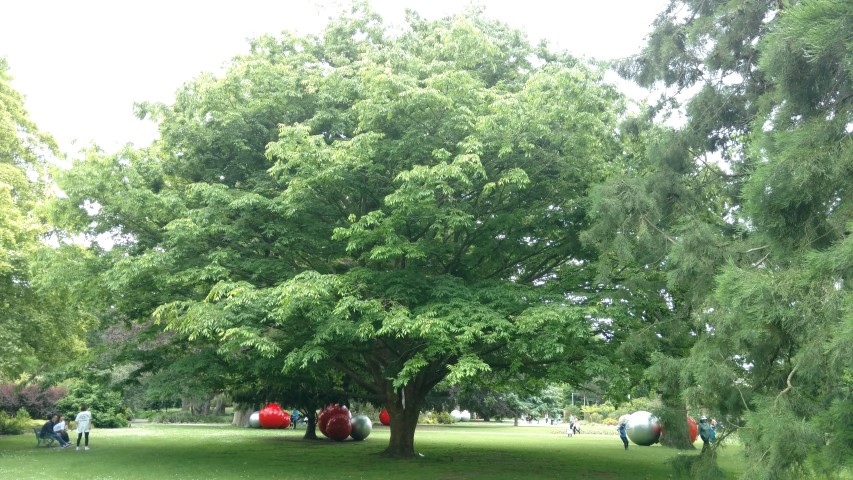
[
  {"x1": 617, "y1": 421, "x2": 629, "y2": 450},
  {"x1": 698, "y1": 416, "x2": 712, "y2": 454},
  {"x1": 291, "y1": 409, "x2": 299, "y2": 429},
  {"x1": 710, "y1": 418, "x2": 717, "y2": 444}
]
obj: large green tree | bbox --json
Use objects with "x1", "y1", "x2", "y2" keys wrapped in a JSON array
[
  {"x1": 59, "y1": 6, "x2": 628, "y2": 457},
  {"x1": 0, "y1": 58, "x2": 90, "y2": 378}
]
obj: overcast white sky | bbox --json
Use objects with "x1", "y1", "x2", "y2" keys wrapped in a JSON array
[{"x1": 1, "y1": 0, "x2": 667, "y2": 154}]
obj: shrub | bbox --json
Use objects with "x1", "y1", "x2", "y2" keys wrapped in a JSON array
[
  {"x1": 0, "y1": 407, "x2": 33, "y2": 435},
  {"x1": 418, "y1": 411, "x2": 456, "y2": 425},
  {"x1": 148, "y1": 411, "x2": 231, "y2": 424},
  {"x1": 0, "y1": 383, "x2": 67, "y2": 419},
  {"x1": 433, "y1": 411, "x2": 455, "y2": 424},
  {"x1": 55, "y1": 382, "x2": 132, "y2": 428},
  {"x1": 602, "y1": 417, "x2": 618, "y2": 426}
]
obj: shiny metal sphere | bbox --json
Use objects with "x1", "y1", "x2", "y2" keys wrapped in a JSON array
[
  {"x1": 626, "y1": 411, "x2": 661, "y2": 446},
  {"x1": 249, "y1": 411, "x2": 261, "y2": 428},
  {"x1": 349, "y1": 414, "x2": 372, "y2": 441},
  {"x1": 460, "y1": 410, "x2": 471, "y2": 422},
  {"x1": 450, "y1": 409, "x2": 462, "y2": 422}
]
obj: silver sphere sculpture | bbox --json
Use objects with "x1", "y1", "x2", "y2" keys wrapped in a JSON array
[
  {"x1": 349, "y1": 414, "x2": 373, "y2": 441},
  {"x1": 626, "y1": 410, "x2": 661, "y2": 446},
  {"x1": 248, "y1": 411, "x2": 261, "y2": 428},
  {"x1": 450, "y1": 409, "x2": 462, "y2": 422},
  {"x1": 460, "y1": 410, "x2": 471, "y2": 422}
]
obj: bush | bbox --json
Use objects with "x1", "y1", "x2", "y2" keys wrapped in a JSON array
[
  {"x1": 0, "y1": 383, "x2": 67, "y2": 419},
  {"x1": 581, "y1": 402, "x2": 616, "y2": 422},
  {"x1": 148, "y1": 410, "x2": 231, "y2": 424},
  {"x1": 602, "y1": 417, "x2": 618, "y2": 426},
  {"x1": 418, "y1": 411, "x2": 456, "y2": 424},
  {"x1": 55, "y1": 382, "x2": 132, "y2": 428},
  {"x1": 0, "y1": 407, "x2": 32, "y2": 435}
]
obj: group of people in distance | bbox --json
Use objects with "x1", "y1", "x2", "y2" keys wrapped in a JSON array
[{"x1": 40, "y1": 404, "x2": 93, "y2": 450}]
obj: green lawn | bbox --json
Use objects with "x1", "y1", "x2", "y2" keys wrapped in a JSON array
[{"x1": 0, "y1": 422, "x2": 745, "y2": 479}]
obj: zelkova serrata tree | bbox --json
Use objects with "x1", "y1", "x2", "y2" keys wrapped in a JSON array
[{"x1": 158, "y1": 9, "x2": 627, "y2": 458}]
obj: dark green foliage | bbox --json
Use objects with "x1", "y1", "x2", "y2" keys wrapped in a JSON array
[
  {"x1": 670, "y1": 453, "x2": 726, "y2": 480},
  {"x1": 607, "y1": 0, "x2": 853, "y2": 477},
  {"x1": 146, "y1": 411, "x2": 230, "y2": 424},
  {"x1": 56, "y1": 382, "x2": 132, "y2": 428},
  {"x1": 0, "y1": 407, "x2": 32, "y2": 435}
]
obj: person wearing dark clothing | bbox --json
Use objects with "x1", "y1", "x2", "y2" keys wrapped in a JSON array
[
  {"x1": 698, "y1": 416, "x2": 712, "y2": 454},
  {"x1": 41, "y1": 415, "x2": 71, "y2": 447},
  {"x1": 618, "y1": 422, "x2": 629, "y2": 450}
]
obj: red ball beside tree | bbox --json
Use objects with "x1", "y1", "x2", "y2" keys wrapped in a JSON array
[
  {"x1": 687, "y1": 416, "x2": 698, "y2": 443},
  {"x1": 379, "y1": 408, "x2": 390, "y2": 426},
  {"x1": 325, "y1": 413, "x2": 353, "y2": 441},
  {"x1": 319, "y1": 404, "x2": 350, "y2": 437}
]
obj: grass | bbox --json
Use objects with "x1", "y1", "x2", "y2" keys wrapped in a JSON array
[{"x1": 0, "y1": 422, "x2": 745, "y2": 479}]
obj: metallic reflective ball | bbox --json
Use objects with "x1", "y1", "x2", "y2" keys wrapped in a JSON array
[
  {"x1": 349, "y1": 414, "x2": 373, "y2": 441},
  {"x1": 626, "y1": 411, "x2": 661, "y2": 446},
  {"x1": 450, "y1": 409, "x2": 462, "y2": 422},
  {"x1": 460, "y1": 410, "x2": 471, "y2": 422},
  {"x1": 249, "y1": 411, "x2": 260, "y2": 428}
]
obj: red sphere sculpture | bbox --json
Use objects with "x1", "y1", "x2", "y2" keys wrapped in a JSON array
[
  {"x1": 659, "y1": 415, "x2": 699, "y2": 444},
  {"x1": 325, "y1": 413, "x2": 353, "y2": 441},
  {"x1": 379, "y1": 408, "x2": 390, "y2": 426},
  {"x1": 259, "y1": 403, "x2": 290, "y2": 429},
  {"x1": 687, "y1": 416, "x2": 698, "y2": 443},
  {"x1": 318, "y1": 407, "x2": 330, "y2": 436},
  {"x1": 319, "y1": 404, "x2": 350, "y2": 437}
]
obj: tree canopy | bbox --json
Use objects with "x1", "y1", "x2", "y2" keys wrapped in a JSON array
[
  {"x1": 54, "y1": 6, "x2": 629, "y2": 457},
  {"x1": 600, "y1": 0, "x2": 852, "y2": 475},
  {"x1": 0, "y1": 58, "x2": 90, "y2": 378}
]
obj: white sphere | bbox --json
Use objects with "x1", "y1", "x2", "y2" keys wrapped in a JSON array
[
  {"x1": 450, "y1": 409, "x2": 463, "y2": 421},
  {"x1": 248, "y1": 411, "x2": 261, "y2": 428},
  {"x1": 460, "y1": 410, "x2": 471, "y2": 422}
]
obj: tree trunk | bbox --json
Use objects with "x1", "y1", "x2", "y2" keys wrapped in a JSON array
[
  {"x1": 658, "y1": 405, "x2": 696, "y2": 450},
  {"x1": 213, "y1": 394, "x2": 225, "y2": 415},
  {"x1": 232, "y1": 404, "x2": 252, "y2": 427},
  {"x1": 302, "y1": 409, "x2": 318, "y2": 440},
  {"x1": 383, "y1": 387, "x2": 422, "y2": 458}
]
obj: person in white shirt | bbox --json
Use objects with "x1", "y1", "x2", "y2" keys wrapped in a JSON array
[
  {"x1": 53, "y1": 415, "x2": 70, "y2": 443},
  {"x1": 74, "y1": 404, "x2": 93, "y2": 451}
]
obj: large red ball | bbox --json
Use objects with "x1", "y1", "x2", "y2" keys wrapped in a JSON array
[
  {"x1": 687, "y1": 416, "x2": 698, "y2": 443},
  {"x1": 259, "y1": 403, "x2": 289, "y2": 429},
  {"x1": 379, "y1": 408, "x2": 390, "y2": 426},
  {"x1": 325, "y1": 413, "x2": 352, "y2": 441},
  {"x1": 319, "y1": 404, "x2": 350, "y2": 437}
]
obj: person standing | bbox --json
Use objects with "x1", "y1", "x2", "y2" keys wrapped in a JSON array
[
  {"x1": 291, "y1": 409, "x2": 299, "y2": 429},
  {"x1": 75, "y1": 404, "x2": 93, "y2": 451},
  {"x1": 710, "y1": 418, "x2": 717, "y2": 445},
  {"x1": 617, "y1": 421, "x2": 629, "y2": 450},
  {"x1": 698, "y1": 416, "x2": 712, "y2": 454}
]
